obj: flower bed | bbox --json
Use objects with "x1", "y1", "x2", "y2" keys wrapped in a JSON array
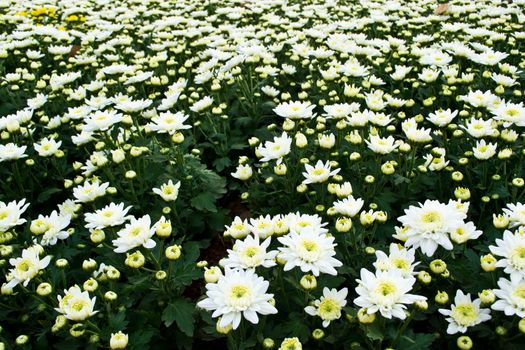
[{"x1": 1, "y1": 0, "x2": 525, "y2": 349}]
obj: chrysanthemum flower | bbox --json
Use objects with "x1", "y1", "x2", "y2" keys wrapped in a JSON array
[
  {"x1": 397, "y1": 200, "x2": 466, "y2": 256},
  {"x1": 439, "y1": 290, "x2": 491, "y2": 334},
  {"x1": 492, "y1": 276, "x2": 525, "y2": 317},
  {"x1": 55, "y1": 285, "x2": 98, "y2": 321},
  {"x1": 305, "y1": 287, "x2": 348, "y2": 327},
  {"x1": 489, "y1": 229, "x2": 525, "y2": 279},
  {"x1": 84, "y1": 202, "x2": 132, "y2": 230},
  {"x1": 112, "y1": 215, "x2": 156, "y2": 253},
  {"x1": 278, "y1": 227, "x2": 342, "y2": 276},
  {"x1": 222, "y1": 234, "x2": 278, "y2": 270},
  {"x1": 354, "y1": 269, "x2": 426, "y2": 319},
  {"x1": 0, "y1": 199, "x2": 29, "y2": 232},
  {"x1": 302, "y1": 160, "x2": 340, "y2": 184},
  {"x1": 197, "y1": 268, "x2": 277, "y2": 329},
  {"x1": 6, "y1": 246, "x2": 51, "y2": 289}
]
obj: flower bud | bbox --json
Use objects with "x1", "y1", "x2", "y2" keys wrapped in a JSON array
[
  {"x1": 430, "y1": 259, "x2": 447, "y2": 274},
  {"x1": 300, "y1": 274, "x2": 317, "y2": 290},
  {"x1": 480, "y1": 254, "x2": 497, "y2": 272},
  {"x1": 415, "y1": 300, "x2": 428, "y2": 311},
  {"x1": 417, "y1": 271, "x2": 432, "y2": 284},
  {"x1": 478, "y1": 289, "x2": 495, "y2": 305},
  {"x1": 155, "y1": 220, "x2": 172, "y2": 238},
  {"x1": 16, "y1": 335, "x2": 29, "y2": 345},
  {"x1": 295, "y1": 132, "x2": 308, "y2": 148},
  {"x1": 357, "y1": 308, "x2": 376, "y2": 324},
  {"x1": 125, "y1": 251, "x2": 145, "y2": 269},
  {"x1": 165, "y1": 245, "x2": 182, "y2": 260},
  {"x1": 82, "y1": 258, "x2": 97, "y2": 271},
  {"x1": 312, "y1": 329, "x2": 325, "y2": 340},
  {"x1": 83, "y1": 278, "x2": 98, "y2": 292},
  {"x1": 56, "y1": 258, "x2": 69, "y2": 268},
  {"x1": 204, "y1": 266, "x2": 222, "y2": 283},
  {"x1": 435, "y1": 291, "x2": 449, "y2": 305},
  {"x1": 457, "y1": 336, "x2": 473, "y2": 350},
  {"x1": 70, "y1": 323, "x2": 85, "y2": 337},
  {"x1": 519, "y1": 318, "x2": 525, "y2": 333},
  {"x1": 216, "y1": 318, "x2": 232, "y2": 335},
  {"x1": 90, "y1": 229, "x2": 106, "y2": 243},
  {"x1": 104, "y1": 291, "x2": 118, "y2": 301},
  {"x1": 110, "y1": 331, "x2": 129, "y2": 349},
  {"x1": 335, "y1": 217, "x2": 352, "y2": 232},
  {"x1": 36, "y1": 282, "x2": 52, "y2": 296},
  {"x1": 262, "y1": 338, "x2": 275, "y2": 349}
]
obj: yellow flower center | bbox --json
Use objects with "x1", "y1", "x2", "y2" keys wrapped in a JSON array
[
  {"x1": 451, "y1": 304, "x2": 478, "y2": 326},
  {"x1": 421, "y1": 210, "x2": 440, "y2": 223},
  {"x1": 376, "y1": 281, "x2": 397, "y2": 297},
  {"x1": 0, "y1": 209, "x2": 9, "y2": 220},
  {"x1": 510, "y1": 246, "x2": 525, "y2": 269},
  {"x1": 319, "y1": 298, "x2": 340, "y2": 320},
  {"x1": 513, "y1": 286, "x2": 525, "y2": 299}
]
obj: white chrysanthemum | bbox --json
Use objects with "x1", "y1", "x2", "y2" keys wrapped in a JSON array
[
  {"x1": 36, "y1": 211, "x2": 71, "y2": 246},
  {"x1": 305, "y1": 287, "x2": 348, "y2": 327},
  {"x1": 73, "y1": 180, "x2": 109, "y2": 203},
  {"x1": 492, "y1": 101, "x2": 525, "y2": 127},
  {"x1": 222, "y1": 235, "x2": 278, "y2": 270},
  {"x1": 112, "y1": 215, "x2": 156, "y2": 253},
  {"x1": 365, "y1": 135, "x2": 399, "y2": 154},
  {"x1": 0, "y1": 198, "x2": 29, "y2": 232},
  {"x1": 333, "y1": 195, "x2": 364, "y2": 218},
  {"x1": 197, "y1": 268, "x2": 277, "y2": 329},
  {"x1": 189, "y1": 96, "x2": 213, "y2": 113},
  {"x1": 461, "y1": 117, "x2": 496, "y2": 138},
  {"x1": 323, "y1": 103, "x2": 359, "y2": 119},
  {"x1": 278, "y1": 227, "x2": 342, "y2": 276},
  {"x1": 492, "y1": 276, "x2": 525, "y2": 317},
  {"x1": 427, "y1": 109, "x2": 458, "y2": 127},
  {"x1": 273, "y1": 101, "x2": 316, "y2": 119},
  {"x1": 286, "y1": 213, "x2": 328, "y2": 235},
  {"x1": 472, "y1": 139, "x2": 497, "y2": 160},
  {"x1": 461, "y1": 90, "x2": 498, "y2": 108},
  {"x1": 55, "y1": 285, "x2": 98, "y2": 321},
  {"x1": 152, "y1": 180, "x2": 181, "y2": 202},
  {"x1": 84, "y1": 202, "x2": 132, "y2": 230},
  {"x1": 146, "y1": 111, "x2": 191, "y2": 134},
  {"x1": 6, "y1": 246, "x2": 51, "y2": 289},
  {"x1": 0, "y1": 143, "x2": 28, "y2": 162},
  {"x1": 373, "y1": 243, "x2": 419, "y2": 277},
  {"x1": 450, "y1": 221, "x2": 482, "y2": 244},
  {"x1": 83, "y1": 110, "x2": 123, "y2": 132},
  {"x1": 224, "y1": 217, "x2": 251, "y2": 239},
  {"x1": 302, "y1": 160, "x2": 340, "y2": 184},
  {"x1": 34, "y1": 137, "x2": 62, "y2": 157},
  {"x1": 248, "y1": 215, "x2": 275, "y2": 239},
  {"x1": 439, "y1": 290, "x2": 491, "y2": 334},
  {"x1": 114, "y1": 98, "x2": 152, "y2": 113},
  {"x1": 354, "y1": 269, "x2": 426, "y2": 319},
  {"x1": 257, "y1": 132, "x2": 292, "y2": 164},
  {"x1": 397, "y1": 200, "x2": 466, "y2": 256},
  {"x1": 489, "y1": 230, "x2": 525, "y2": 279},
  {"x1": 502, "y1": 202, "x2": 525, "y2": 228},
  {"x1": 231, "y1": 164, "x2": 253, "y2": 181}
]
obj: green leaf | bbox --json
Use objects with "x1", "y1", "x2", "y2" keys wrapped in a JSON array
[
  {"x1": 36, "y1": 187, "x2": 62, "y2": 203},
  {"x1": 162, "y1": 298, "x2": 195, "y2": 337},
  {"x1": 365, "y1": 322, "x2": 384, "y2": 341},
  {"x1": 213, "y1": 157, "x2": 231, "y2": 172},
  {"x1": 129, "y1": 326, "x2": 156, "y2": 349},
  {"x1": 190, "y1": 192, "x2": 217, "y2": 212},
  {"x1": 109, "y1": 311, "x2": 129, "y2": 331},
  {"x1": 397, "y1": 332, "x2": 436, "y2": 350}
]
